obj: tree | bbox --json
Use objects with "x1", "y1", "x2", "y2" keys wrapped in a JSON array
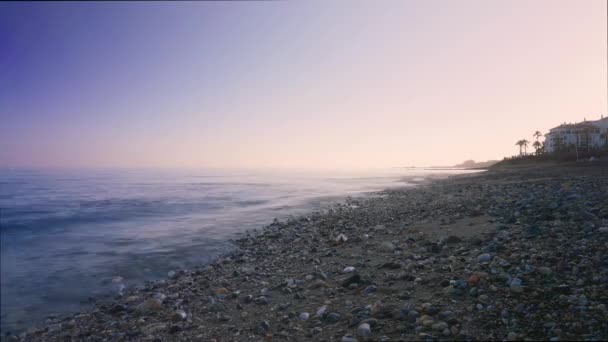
[
  {"x1": 522, "y1": 139, "x2": 529, "y2": 155},
  {"x1": 533, "y1": 140, "x2": 542, "y2": 155},
  {"x1": 515, "y1": 140, "x2": 524, "y2": 156},
  {"x1": 533, "y1": 131, "x2": 542, "y2": 141}
]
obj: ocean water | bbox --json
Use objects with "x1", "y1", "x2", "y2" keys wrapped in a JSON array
[{"x1": 0, "y1": 167, "x2": 475, "y2": 333}]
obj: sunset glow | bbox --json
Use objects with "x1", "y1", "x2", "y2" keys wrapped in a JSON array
[{"x1": 1, "y1": 0, "x2": 606, "y2": 169}]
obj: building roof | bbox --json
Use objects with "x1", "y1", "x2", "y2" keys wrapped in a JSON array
[{"x1": 548, "y1": 116, "x2": 606, "y2": 131}]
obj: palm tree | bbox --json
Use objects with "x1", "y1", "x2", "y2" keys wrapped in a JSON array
[
  {"x1": 533, "y1": 140, "x2": 542, "y2": 155},
  {"x1": 515, "y1": 140, "x2": 524, "y2": 156},
  {"x1": 533, "y1": 131, "x2": 542, "y2": 141},
  {"x1": 522, "y1": 139, "x2": 529, "y2": 155}
]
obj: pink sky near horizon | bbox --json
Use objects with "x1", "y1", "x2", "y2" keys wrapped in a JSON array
[{"x1": 1, "y1": 0, "x2": 606, "y2": 169}]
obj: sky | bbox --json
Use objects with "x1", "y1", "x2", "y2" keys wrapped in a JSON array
[{"x1": 1, "y1": 0, "x2": 606, "y2": 169}]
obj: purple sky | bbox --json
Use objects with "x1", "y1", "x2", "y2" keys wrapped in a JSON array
[{"x1": 1, "y1": 1, "x2": 607, "y2": 169}]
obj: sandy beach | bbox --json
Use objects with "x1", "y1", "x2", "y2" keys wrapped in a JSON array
[{"x1": 9, "y1": 162, "x2": 608, "y2": 341}]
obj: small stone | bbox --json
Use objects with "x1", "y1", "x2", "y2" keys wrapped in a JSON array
[
  {"x1": 168, "y1": 270, "x2": 177, "y2": 279},
  {"x1": 125, "y1": 295, "x2": 140, "y2": 303},
  {"x1": 137, "y1": 299, "x2": 162, "y2": 314},
  {"x1": 326, "y1": 312, "x2": 341, "y2": 322},
  {"x1": 153, "y1": 293, "x2": 167, "y2": 302},
  {"x1": 141, "y1": 323, "x2": 167, "y2": 335},
  {"x1": 357, "y1": 323, "x2": 372, "y2": 341},
  {"x1": 316, "y1": 305, "x2": 327, "y2": 316},
  {"x1": 446, "y1": 235, "x2": 462, "y2": 244},
  {"x1": 308, "y1": 279, "x2": 329, "y2": 289},
  {"x1": 215, "y1": 287, "x2": 229, "y2": 295},
  {"x1": 299, "y1": 312, "x2": 310, "y2": 321},
  {"x1": 364, "y1": 285, "x2": 377, "y2": 294},
  {"x1": 336, "y1": 234, "x2": 348, "y2": 243},
  {"x1": 370, "y1": 301, "x2": 384, "y2": 317},
  {"x1": 343, "y1": 266, "x2": 356, "y2": 273},
  {"x1": 477, "y1": 253, "x2": 492, "y2": 263},
  {"x1": 468, "y1": 274, "x2": 480, "y2": 286},
  {"x1": 509, "y1": 278, "x2": 523, "y2": 293},
  {"x1": 342, "y1": 274, "x2": 362, "y2": 288},
  {"x1": 254, "y1": 296, "x2": 269, "y2": 305},
  {"x1": 171, "y1": 309, "x2": 187, "y2": 322},
  {"x1": 432, "y1": 322, "x2": 448, "y2": 331},
  {"x1": 342, "y1": 334, "x2": 358, "y2": 342},
  {"x1": 380, "y1": 241, "x2": 396, "y2": 252},
  {"x1": 507, "y1": 332, "x2": 518, "y2": 341},
  {"x1": 110, "y1": 304, "x2": 127, "y2": 314}
]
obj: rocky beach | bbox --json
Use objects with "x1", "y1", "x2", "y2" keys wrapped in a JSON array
[{"x1": 7, "y1": 163, "x2": 608, "y2": 342}]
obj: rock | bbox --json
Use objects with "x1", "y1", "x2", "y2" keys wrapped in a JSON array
[
  {"x1": 446, "y1": 235, "x2": 463, "y2": 244},
  {"x1": 164, "y1": 324, "x2": 179, "y2": 334},
  {"x1": 370, "y1": 301, "x2": 385, "y2": 317},
  {"x1": 507, "y1": 331, "x2": 518, "y2": 341},
  {"x1": 357, "y1": 323, "x2": 372, "y2": 341},
  {"x1": 125, "y1": 295, "x2": 140, "y2": 303},
  {"x1": 299, "y1": 312, "x2": 310, "y2": 321},
  {"x1": 342, "y1": 334, "x2": 358, "y2": 342},
  {"x1": 110, "y1": 304, "x2": 127, "y2": 314},
  {"x1": 47, "y1": 323, "x2": 62, "y2": 333},
  {"x1": 308, "y1": 279, "x2": 329, "y2": 289},
  {"x1": 509, "y1": 278, "x2": 523, "y2": 293},
  {"x1": 141, "y1": 323, "x2": 167, "y2": 335},
  {"x1": 364, "y1": 285, "x2": 377, "y2": 294},
  {"x1": 256, "y1": 320, "x2": 271, "y2": 336},
  {"x1": 343, "y1": 266, "x2": 356, "y2": 273},
  {"x1": 153, "y1": 293, "x2": 167, "y2": 302},
  {"x1": 137, "y1": 298, "x2": 162, "y2": 314},
  {"x1": 468, "y1": 274, "x2": 480, "y2": 286},
  {"x1": 380, "y1": 241, "x2": 396, "y2": 252},
  {"x1": 167, "y1": 270, "x2": 177, "y2": 279},
  {"x1": 336, "y1": 234, "x2": 348, "y2": 243},
  {"x1": 171, "y1": 309, "x2": 187, "y2": 322},
  {"x1": 477, "y1": 253, "x2": 492, "y2": 263},
  {"x1": 432, "y1": 322, "x2": 448, "y2": 331},
  {"x1": 254, "y1": 296, "x2": 269, "y2": 305},
  {"x1": 316, "y1": 305, "x2": 327, "y2": 316},
  {"x1": 342, "y1": 274, "x2": 362, "y2": 288},
  {"x1": 326, "y1": 312, "x2": 341, "y2": 322},
  {"x1": 215, "y1": 287, "x2": 229, "y2": 295}
]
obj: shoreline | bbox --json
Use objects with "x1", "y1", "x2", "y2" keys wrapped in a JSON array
[{"x1": 7, "y1": 164, "x2": 608, "y2": 341}]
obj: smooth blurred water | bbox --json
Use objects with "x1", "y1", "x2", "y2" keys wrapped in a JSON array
[{"x1": 0, "y1": 167, "x2": 475, "y2": 333}]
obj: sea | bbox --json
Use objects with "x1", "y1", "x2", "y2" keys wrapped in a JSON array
[{"x1": 0, "y1": 167, "x2": 478, "y2": 334}]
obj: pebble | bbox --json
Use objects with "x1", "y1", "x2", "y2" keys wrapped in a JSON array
[
  {"x1": 342, "y1": 334, "x2": 358, "y2": 342},
  {"x1": 171, "y1": 309, "x2": 187, "y2": 322},
  {"x1": 509, "y1": 278, "x2": 524, "y2": 293},
  {"x1": 336, "y1": 233, "x2": 348, "y2": 243},
  {"x1": 357, "y1": 323, "x2": 372, "y2": 341},
  {"x1": 380, "y1": 241, "x2": 396, "y2": 251},
  {"x1": 137, "y1": 298, "x2": 162, "y2": 313},
  {"x1": 477, "y1": 253, "x2": 492, "y2": 263}
]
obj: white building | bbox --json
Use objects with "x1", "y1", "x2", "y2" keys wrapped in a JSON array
[{"x1": 544, "y1": 116, "x2": 608, "y2": 154}]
